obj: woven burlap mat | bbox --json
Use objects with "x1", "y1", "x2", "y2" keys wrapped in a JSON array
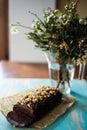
[{"x1": 0, "y1": 90, "x2": 75, "y2": 129}]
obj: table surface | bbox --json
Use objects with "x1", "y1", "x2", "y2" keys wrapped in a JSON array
[
  {"x1": 0, "y1": 60, "x2": 87, "y2": 80},
  {"x1": 0, "y1": 60, "x2": 49, "y2": 78},
  {"x1": 0, "y1": 78, "x2": 87, "y2": 130}
]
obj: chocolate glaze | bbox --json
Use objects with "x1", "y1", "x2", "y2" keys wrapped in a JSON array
[
  {"x1": 6, "y1": 89, "x2": 62, "y2": 127},
  {"x1": 7, "y1": 111, "x2": 33, "y2": 127}
]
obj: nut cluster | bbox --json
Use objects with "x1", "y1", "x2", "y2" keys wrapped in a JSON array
[{"x1": 19, "y1": 86, "x2": 57, "y2": 109}]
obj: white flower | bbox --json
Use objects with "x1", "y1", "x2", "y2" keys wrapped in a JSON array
[
  {"x1": 76, "y1": 58, "x2": 83, "y2": 65},
  {"x1": 10, "y1": 26, "x2": 19, "y2": 34},
  {"x1": 79, "y1": 18, "x2": 87, "y2": 25}
]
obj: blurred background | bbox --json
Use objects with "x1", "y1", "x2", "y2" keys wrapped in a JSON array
[{"x1": 0, "y1": 0, "x2": 87, "y2": 63}]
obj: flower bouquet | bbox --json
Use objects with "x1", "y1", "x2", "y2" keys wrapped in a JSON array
[{"x1": 11, "y1": 0, "x2": 87, "y2": 94}]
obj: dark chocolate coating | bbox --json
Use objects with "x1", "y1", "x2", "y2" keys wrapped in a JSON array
[
  {"x1": 7, "y1": 111, "x2": 33, "y2": 127},
  {"x1": 6, "y1": 90, "x2": 62, "y2": 127}
]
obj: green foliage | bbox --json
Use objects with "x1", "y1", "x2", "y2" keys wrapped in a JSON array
[{"x1": 12, "y1": 0, "x2": 87, "y2": 65}]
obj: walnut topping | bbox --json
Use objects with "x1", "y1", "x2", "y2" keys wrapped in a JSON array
[
  {"x1": 27, "y1": 104, "x2": 31, "y2": 108},
  {"x1": 19, "y1": 86, "x2": 57, "y2": 109}
]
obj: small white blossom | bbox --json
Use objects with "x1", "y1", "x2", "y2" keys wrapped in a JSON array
[
  {"x1": 10, "y1": 27, "x2": 19, "y2": 34},
  {"x1": 76, "y1": 58, "x2": 83, "y2": 65},
  {"x1": 79, "y1": 19, "x2": 87, "y2": 25}
]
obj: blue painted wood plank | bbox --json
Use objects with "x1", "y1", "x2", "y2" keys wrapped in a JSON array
[{"x1": 0, "y1": 79, "x2": 87, "y2": 130}]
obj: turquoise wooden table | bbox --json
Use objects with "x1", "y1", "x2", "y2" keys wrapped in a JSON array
[{"x1": 0, "y1": 79, "x2": 87, "y2": 130}]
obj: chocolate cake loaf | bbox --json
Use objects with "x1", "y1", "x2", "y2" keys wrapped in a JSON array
[{"x1": 6, "y1": 86, "x2": 62, "y2": 127}]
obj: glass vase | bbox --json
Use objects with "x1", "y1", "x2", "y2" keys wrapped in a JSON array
[{"x1": 45, "y1": 53, "x2": 75, "y2": 95}]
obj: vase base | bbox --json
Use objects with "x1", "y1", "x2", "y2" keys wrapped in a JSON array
[{"x1": 58, "y1": 85, "x2": 70, "y2": 95}]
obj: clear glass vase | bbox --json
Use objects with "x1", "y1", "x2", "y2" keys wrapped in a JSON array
[{"x1": 45, "y1": 53, "x2": 75, "y2": 95}]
